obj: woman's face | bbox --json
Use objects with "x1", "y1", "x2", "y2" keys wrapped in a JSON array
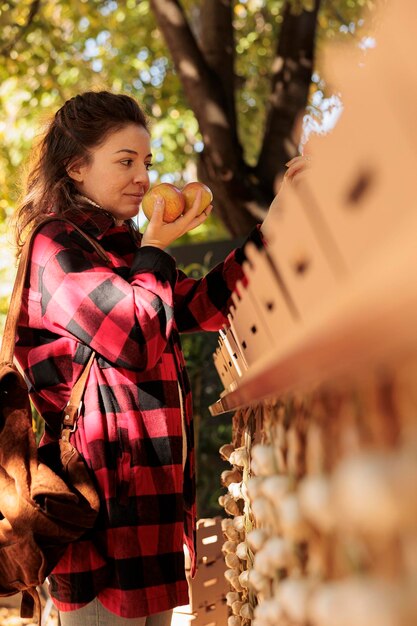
[{"x1": 69, "y1": 123, "x2": 152, "y2": 224}]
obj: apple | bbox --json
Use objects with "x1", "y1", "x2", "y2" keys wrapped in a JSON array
[
  {"x1": 182, "y1": 182, "x2": 213, "y2": 215},
  {"x1": 141, "y1": 183, "x2": 185, "y2": 222}
]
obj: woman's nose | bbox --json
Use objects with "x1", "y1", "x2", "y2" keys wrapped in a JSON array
[{"x1": 133, "y1": 166, "x2": 149, "y2": 184}]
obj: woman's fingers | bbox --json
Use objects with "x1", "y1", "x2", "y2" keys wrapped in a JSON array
[
  {"x1": 142, "y1": 192, "x2": 213, "y2": 248},
  {"x1": 182, "y1": 189, "x2": 203, "y2": 223},
  {"x1": 178, "y1": 204, "x2": 213, "y2": 234},
  {"x1": 284, "y1": 155, "x2": 312, "y2": 181},
  {"x1": 149, "y1": 195, "x2": 165, "y2": 226},
  {"x1": 285, "y1": 155, "x2": 311, "y2": 167}
]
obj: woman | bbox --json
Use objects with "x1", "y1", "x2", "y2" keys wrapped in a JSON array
[{"x1": 14, "y1": 90, "x2": 304, "y2": 625}]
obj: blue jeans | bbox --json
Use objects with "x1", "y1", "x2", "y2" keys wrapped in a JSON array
[{"x1": 59, "y1": 598, "x2": 173, "y2": 626}]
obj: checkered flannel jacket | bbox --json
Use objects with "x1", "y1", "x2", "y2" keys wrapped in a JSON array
[{"x1": 15, "y1": 208, "x2": 263, "y2": 618}]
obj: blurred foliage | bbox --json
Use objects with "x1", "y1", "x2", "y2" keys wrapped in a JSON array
[
  {"x1": 0, "y1": 0, "x2": 378, "y2": 326},
  {"x1": 0, "y1": 0, "x2": 377, "y2": 214},
  {"x1": 179, "y1": 259, "x2": 233, "y2": 517}
]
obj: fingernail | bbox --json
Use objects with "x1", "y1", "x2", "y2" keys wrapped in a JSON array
[{"x1": 155, "y1": 196, "x2": 163, "y2": 204}]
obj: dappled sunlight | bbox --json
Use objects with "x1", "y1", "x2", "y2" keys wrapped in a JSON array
[
  {"x1": 178, "y1": 59, "x2": 199, "y2": 80},
  {"x1": 204, "y1": 101, "x2": 230, "y2": 129}
]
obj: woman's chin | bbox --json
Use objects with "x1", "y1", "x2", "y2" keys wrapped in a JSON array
[{"x1": 112, "y1": 207, "x2": 139, "y2": 222}]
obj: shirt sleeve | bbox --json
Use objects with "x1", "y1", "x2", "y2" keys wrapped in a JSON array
[
  {"x1": 39, "y1": 235, "x2": 177, "y2": 372},
  {"x1": 174, "y1": 225, "x2": 264, "y2": 333}
]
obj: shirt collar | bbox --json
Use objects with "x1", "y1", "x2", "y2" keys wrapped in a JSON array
[{"x1": 61, "y1": 205, "x2": 127, "y2": 240}]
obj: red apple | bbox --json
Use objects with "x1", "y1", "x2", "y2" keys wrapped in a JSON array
[
  {"x1": 141, "y1": 183, "x2": 185, "y2": 222},
  {"x1": 182, "y1": 182, "x2": 213, "y2": 215}
]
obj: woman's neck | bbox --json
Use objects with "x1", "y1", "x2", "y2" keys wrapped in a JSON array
[{"x1": 77, "y1": 195, "x2": 124, "y2": 226}]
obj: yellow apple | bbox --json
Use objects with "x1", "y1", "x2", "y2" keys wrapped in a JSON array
[
  {"x1": 141, "y1": 183, "x2": 185, "y2": 222},
  {"x1": 182, "y1": 182, "x2": 213, "y2": 215}
]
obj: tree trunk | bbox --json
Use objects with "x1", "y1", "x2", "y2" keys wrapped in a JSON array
[
  {"x1": 257, "y1": 0, "x2": 321, "y2": 192},
  {"x1": 150, "y1": 0, "x2": 320, "y2": 236}
]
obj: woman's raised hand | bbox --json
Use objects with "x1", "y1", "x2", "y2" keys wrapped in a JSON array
[
  {"x1": 260, "y1": 154, "x2": 312, "y2": 239},
  {"x1": 283, "y1": 154, "x2": 312, "y2": 182},
  {"x1": 141, "y1": 189, "x2": 213, "y2": 250}
]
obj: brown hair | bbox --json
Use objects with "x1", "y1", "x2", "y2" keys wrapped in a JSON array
[{"x1": 14, "y1": 91, "x2": 149, "y2": 250}]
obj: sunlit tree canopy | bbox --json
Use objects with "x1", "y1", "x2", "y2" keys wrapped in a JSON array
[{"x1": 0, "y1": 0, "x2": 378, "y2": 327}]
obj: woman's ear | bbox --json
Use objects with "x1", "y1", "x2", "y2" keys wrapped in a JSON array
[{"x1": 67, "y1": 159, "x2": 86, "y2": 182}]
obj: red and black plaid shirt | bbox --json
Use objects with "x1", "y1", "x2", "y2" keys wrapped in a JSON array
[{"x1": 15, "y1": 208, "x2": 262, "y2": 618}]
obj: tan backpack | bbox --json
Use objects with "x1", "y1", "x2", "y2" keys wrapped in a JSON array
[{"x1": 0, "y1": 218, "x2": 109, "y2": 621}]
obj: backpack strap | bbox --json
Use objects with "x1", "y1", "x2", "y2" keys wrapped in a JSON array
[
  {"x1": 0, "y1": 217, "x2": 111, "y2": 434},
  {"x1": 0, "y1": 216, "x2": 110, "y2": 367},
  {"x1": 61, "y1": 349, "x2": 95, "y2": 440},
  {"x1": 21, "y1": 587, "x2": 42, "y2": 623}
]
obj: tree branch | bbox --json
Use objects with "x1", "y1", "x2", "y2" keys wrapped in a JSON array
[
  {"x1": 0, "y1": 0, "x2": 41, "y2": 57},
  {"x1": 150, "y1": 0, "x2": 240, "y2": 172},
  {"x1": 198, "y1": 0, "x2": 238, "y2": 137},
  {"x1": 256, "y1": 0, "x2": 321, "y2": 192}
]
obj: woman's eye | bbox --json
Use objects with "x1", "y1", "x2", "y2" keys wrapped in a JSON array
[
  {"x1": 145, "y1": 162, "x2": 153, "y2": 171},
  {"x1": 120, "y1": 159, "x2": 133, "y2": 167}
]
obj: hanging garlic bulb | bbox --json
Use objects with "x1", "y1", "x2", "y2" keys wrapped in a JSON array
[
  {"x1": 222, "y1": 518, "x2": 234, "y2": 533},
  {"x1": 227, "y1": 616, "x2": 241, "y2": 626},
  {"x1": 308, "y1": 579, "x2": 404, "y2": 626},
  {"x1": 223, "y1": 493, "x2": 242, "y2": 516},
  {"x1": 260, "y1": 475, "x2": 291, "y2": 504},
  {"x1": 251, "y1": 496, "x2": 277, "y2": 528},
  {"x1": 247, "y1": 568, "x2": 270, "y2": 593},
  {"x1": 238, "y1": 569, "x2": 249, "y2": 588},
  {"x1": 236, "y1": 542, "x2": 249, "y2": 561},
  {"x1": 254, "y1": 598, "x2": 283, "y2": 624},
  {"x1": 251, "y1": 444, "x2": 277, "y2": 476},
  {"x1": 232, "y1": 600, "x2": 244, "y2": 616},
  {"x1": 233, "y1": 515, "x2": 245, "y2": 532},
  {"x1": 279, "y1": 493, "x2": 310, "y2": 542},
  {"x1": 298, "y1": 475, "x2": 334, "y2": 532},
  {"x1": 246, "y1": 476, "x2": 264, "y2": 501},
  {"x1": 221, "y1": 467, "x2": 243, "y2": 486},
  {"x1": 240, "y1": 603, "x2": 254, "y2": 620},
  {"x1": 222, "y1": 540, "x2": 237, "y2": 554},
  {"x1": 225, "y1": 569, "x2": 244, "y2": 593},
  {"x1": 278, "y1": 577, "x2": 313, "y2": 623},
  {"x1": 230, "y1": 575, "x2": 244, "y2": 592},
  {"x1": 225, "y1": 568, "x2": 240, "y2": 584},
  {"x1": 219, "y1": 443, "x2": 235, "y2": 461},
  {"x1": 224, "y1": 525, "x2": 240, "y2": 542},
  {"x1": 331, "y1": 451, "x2": 417, "y2": 535},
  {"x1": 247, "y1": 528, "x2": 268, "y2": 552},
  {"x1": 228, "y1": 481, "x2": 244, "y2": 500},
  {"x1": 226, "y1": 591, "x2": 240, "y2": 607},
  {"x1": 225, "y1": 552, "x2": 241, "y2": 569},
  {"x1": 254, "y1": 537, "x2": 291, "y2": 576},
  {"x1": 229, "y1": 446, "x2": 250, "y2": 468},
  {"x1": 253, "y1": 549, "x2": 274, "y2": 578}
]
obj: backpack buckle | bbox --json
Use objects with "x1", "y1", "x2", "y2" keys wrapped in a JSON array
[{"x1": 62, "y1": 401, "x2": 83, "y2": 433}]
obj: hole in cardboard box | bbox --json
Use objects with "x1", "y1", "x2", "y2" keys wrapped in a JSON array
[
  {"x1": 346, "y1": 169, "x2": 375, "y2": 205},
  {"x1": 293, "y1": 257, "x2": 310, "y2": 275},
  {"x1": 202, "y1": 534, "x2": 218, "y2": 545}
]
